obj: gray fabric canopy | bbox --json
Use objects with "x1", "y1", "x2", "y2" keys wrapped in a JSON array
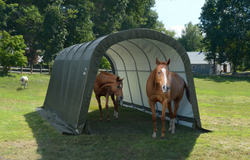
[{"x1": 36, "y1": 28, "x2": 202, "y2": 135}]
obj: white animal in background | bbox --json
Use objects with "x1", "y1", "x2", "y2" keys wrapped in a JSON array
[{"x1": 20, "y1": 76, "x2": 28, "y2": 89}]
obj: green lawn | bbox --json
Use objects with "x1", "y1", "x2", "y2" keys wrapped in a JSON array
[{"x1": 0, "y1": 73, "x2": 249, "y2": 160}]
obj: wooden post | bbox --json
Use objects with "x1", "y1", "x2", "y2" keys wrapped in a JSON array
[
  {"x1": 21, "y1": 66, "x2": 23, "y2": 73},
  {"x1": 40, "y1": 65, "x2": 42, "y2": 74},
  {"x1": 49, "y1": 65, "x2": 50, "y2": 74}
]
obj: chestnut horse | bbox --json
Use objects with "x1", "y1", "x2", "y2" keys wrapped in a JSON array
[
  {"x1": 146, "y1": 58, "x2": 191, "y2": 139},
  {"x1": 94, "y1": 71, "x2": 124, "y2": 122}
]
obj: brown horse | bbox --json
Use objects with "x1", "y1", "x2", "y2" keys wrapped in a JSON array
[
  {"x1": 94, "y1": 71, "x2": 124, "y2": 122},
  {"x1": 146, "y1": 58, "x2": 191, "y2": 138}
]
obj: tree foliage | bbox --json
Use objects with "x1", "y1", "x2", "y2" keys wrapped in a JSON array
[
  {"x1": 0, "y1": 0, "x2": 173, "y2": 68},
  {"x1": 0, "y1": 30, "x2": 27, "y2": 74},
  {"x1": 177, "y1": 22, "x2": 204, "y2": 52},
  {"x1": 199, "y1": 0, "x2": 250, "y2": 72},
  {"x1": 99, "y1": 56, "x2": 111, "y2": 69}
]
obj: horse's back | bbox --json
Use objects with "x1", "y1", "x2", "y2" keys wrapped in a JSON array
[
  {"x1": 169, "y1": 72, "x2": 185, "y2": 100},
  {"x1": 94, "y1": 72, "x2": 117, "y2": 91},
  {"x1": 170, "y1": 72, "x2": 184, "y2": 86}
]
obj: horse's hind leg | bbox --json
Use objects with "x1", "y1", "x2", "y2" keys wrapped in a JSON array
[
  {"x1": 96, "y1": 95, "x2": 103, "y2": 121},
  {"x1": 105, "y1": 93, "x2": 111, "y2": 122},
  {"x1": 167, "y1": 102, "x2": 173, "y2": 131},
  {"x1": 149, "y1": 100, "x2": 157, "y2": 139},
  {"x1": 171, "y1": 99, "x2": 181, "y2": 135},
  {"x1": 111, "y1": 94, "x2": 118, "y2": 118}
]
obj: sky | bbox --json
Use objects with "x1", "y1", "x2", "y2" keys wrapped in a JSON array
[{"x1": 153, "y1": 0, "x2": 206, "y2": 37}]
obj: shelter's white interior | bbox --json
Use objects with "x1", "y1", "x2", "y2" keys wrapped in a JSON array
[{"x1": 105, "y1": 38, "x2": 194, "y2": 127}]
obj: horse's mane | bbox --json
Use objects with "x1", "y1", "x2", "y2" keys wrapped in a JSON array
[{"x1": 151, "y1": 68, "x2": 159, "y2": 90}]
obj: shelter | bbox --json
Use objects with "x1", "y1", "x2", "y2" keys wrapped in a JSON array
[{"x1": 36, "y1": 28, "x2": 202, "y2": 135}]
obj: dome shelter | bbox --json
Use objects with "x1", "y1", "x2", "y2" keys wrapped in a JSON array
[{"x1": 36, "y1": 28, "x2": 202, "y2": 135}]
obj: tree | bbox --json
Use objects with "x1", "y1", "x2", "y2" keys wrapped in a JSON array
[
  {"x1": 217, "y1": 0, "x2": 250, "y2": 73},
  {"x1": 63, "y1": 0, "x2": 94, "y2": 47},
  {"x1": 154, "y1": 20, "x2": 176, "y2": 38},
  {"x1": 99, "y1": 57, "x2": 111, "y2": 69},
  {"x1": 177, "y1": 22, "x2": 204, "y2": 51},
  {"x1": 0, "y1": 30, "x2": 27, "y2": 75},
  {"x1": 199, "y1": 0, "x2": 222, "y2": 74},
  {"x1": 90, "y1": 0, "x2": 129, "y2": 38},
  {"x1": 91, "y1": 0, "x2": 162, "y2": 38},
  {"x1": 1, "y1": 0, "x2": 167, "y2": 66},
  {"x1": 199, "y1": 0, "x2": 250, "y2": 73},
  {"x1": 2, "y1": 3, "x2": 43, "y2": 65},
  {"x1": 39, "y1": 3, "x2": 68, "y2": 63},
  {"x1": 0, "y1": 0, "x2": 7, "y2": 31}
]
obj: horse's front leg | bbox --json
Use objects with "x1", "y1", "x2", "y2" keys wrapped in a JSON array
[
  {"x1": 160, "y1": 100, "x2": 169, "y2": 139},
  {"x1": 96, "y1": 95, "x2": 103, "y2": 121},
  {"x1": 111, "y1": 94, "x2": 118, "y2": 119},
  {"x1": 149, "y1": 100, "x2": 157, "y2": 139},
  {"x1": 105, "y1": 93, "x2": 111, "y2": 122}
]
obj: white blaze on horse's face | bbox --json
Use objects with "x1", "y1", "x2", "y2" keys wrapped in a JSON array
[
  {"x1": 160, "y1": 67, "x2": 170, "y2": 93},
  {"x1": 116, "y1": 81, "x2": 124, "y2": 101}
]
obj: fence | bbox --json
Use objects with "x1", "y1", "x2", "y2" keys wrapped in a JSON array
[
  {"x1": 0, "y1": 66, "x2": 111, "y2": 74},
  {"x1": 0, "y1": 66, "x2": 50, "y2": 74}
]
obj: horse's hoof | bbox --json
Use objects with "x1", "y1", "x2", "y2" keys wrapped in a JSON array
[
  {"x1": 152, "y1": 132, "x2": 157, "y2": 139},
  {"x1": 98, "y1": 118, "x2": 103, "y2": 121},
  {"x1": 107, "y1": 119, "x2": 111, "y2": 122},
  {"x1": 161, "y1": 136, "x2": 166, "y2": 139},
  {"x1": 171, "y1": 133, "x2": 175, "y2": 135}
]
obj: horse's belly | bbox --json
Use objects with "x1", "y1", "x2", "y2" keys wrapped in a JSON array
[{"x1": 94, "y1": 86, "x2": 113, "y2": 97}]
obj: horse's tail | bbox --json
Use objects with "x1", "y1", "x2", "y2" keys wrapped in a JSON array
[{"x1": 184, "y1": 81, "x2": 191, "y2": 104}]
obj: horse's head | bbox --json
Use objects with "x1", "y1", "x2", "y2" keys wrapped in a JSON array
[
  {"x1": 155, "y1": 57, "x2": 171, "y2": 93},
  {"x1": 111, "y1": 76, "x2": 124, "y2": 102}
]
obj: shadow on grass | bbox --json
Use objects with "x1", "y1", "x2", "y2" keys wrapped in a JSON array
[
  {"x1": 16, "y1": 87, "x2": 23, "y2": 91},
  {"x1": 24, "y1": 106, "x2": 205, "y2": 160},
  {"x1": 193, "y1": 75, "x2": 250, "y2": 83},
  {"x1": 0, "y1": 72, "x2": 15, "y2": 77}
]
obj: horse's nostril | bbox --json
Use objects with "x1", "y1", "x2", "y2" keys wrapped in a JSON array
[{"x1": 120, "y1": 96, "x2": 123, "y2": 100}]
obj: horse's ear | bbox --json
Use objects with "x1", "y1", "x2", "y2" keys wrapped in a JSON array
[
  {"x1": 166, "y1": 59, "x2": 170, "y2": 66},
  {"x1": 116, "y1": 76, "x2": 124, "y2": 81},
  {"x1": 156, "y1": 57, "x2": 160, "y2": 65}
]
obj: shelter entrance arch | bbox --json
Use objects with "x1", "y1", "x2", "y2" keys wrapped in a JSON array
[{"x1": 37, "y1": 29, "x2": 202, "y2": 135}]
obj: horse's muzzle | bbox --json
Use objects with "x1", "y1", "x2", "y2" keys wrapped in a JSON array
[
  {"x1": 162, "y1": 85, "x2": 170, "y2": 93},
  {"x1": 116, "y1": 96, "x2": 123, "y2": 106},
  {"x1": 116, "y1": 96, "x2": 123, "y2": 102}
]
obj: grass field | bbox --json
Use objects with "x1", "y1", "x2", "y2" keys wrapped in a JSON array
[{"x1": 0, "y1": 73, "x2": 250, "y2": 160}]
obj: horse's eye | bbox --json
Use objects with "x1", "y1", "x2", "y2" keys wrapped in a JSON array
[
  {"x1": 158, "y1": 72, "x2": 160, "y2": 74},
  {"x1": 117, "y1": 86, "x2": 120, "y2": 88}
]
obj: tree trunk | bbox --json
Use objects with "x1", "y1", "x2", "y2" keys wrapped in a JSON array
[
  {"x1": 233, "y1": 64, "x2": 238, "y2": 75},
  {"x1": 4, "y1": 65, "x2": 8, "y2": 75},
  {"x1": 31, "y1": 64, "x2": 33, "y2": 74},
  {"x1": 213, "y1": 58, "x2": 216, "y2": 74}
]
